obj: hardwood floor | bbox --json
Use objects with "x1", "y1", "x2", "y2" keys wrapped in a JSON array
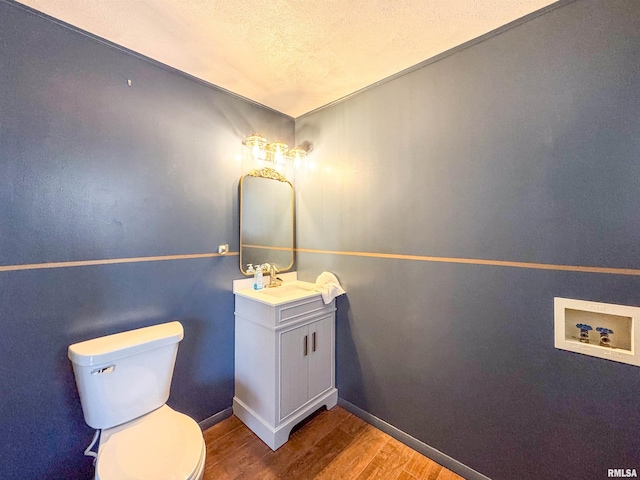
[{"x1": 202, "y1": 407, "x2": 465, "y2": 480}]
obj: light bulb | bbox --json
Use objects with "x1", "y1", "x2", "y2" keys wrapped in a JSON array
[
  {"x1": 244, "y1": 133, "x2": 267, "y2": 161},
  {"x1": 268, "y1": 141, "x2": 288, "y2": 165}
]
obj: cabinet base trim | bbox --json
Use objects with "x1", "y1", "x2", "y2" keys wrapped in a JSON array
[{"x1": 233, "y1": 388, "x2": 338, "y2": 451}]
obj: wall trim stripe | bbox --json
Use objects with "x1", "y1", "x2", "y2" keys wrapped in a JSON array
[
  {"x1": 296, "y1": 248, "x2": 640, "y2": 276},
  {"x1": 0, "y1": 252, "x2": 239, "y2": 273},
  {"x1": 242, "y1": 244, "x2": 292, "y2": 251},
  {"x1": 6, "y1": 248, "x2": 637, "y2": 275}
]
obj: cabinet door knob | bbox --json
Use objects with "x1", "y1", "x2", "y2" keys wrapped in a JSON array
[
  {"x1": 304, "y1": 335, "x2": 308, "y2": 356},
  {"x1": 312, "y1": 332, "x2": 317, "y2": 352}
]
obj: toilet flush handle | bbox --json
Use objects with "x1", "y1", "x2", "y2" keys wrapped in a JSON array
[{"x1": 91, "y1": 365, "x2": 115, "y2": 375}]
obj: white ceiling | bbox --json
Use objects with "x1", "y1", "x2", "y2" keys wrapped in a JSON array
[{"x1": 18, "y1": 0, "x2": 557, "y2": 117}]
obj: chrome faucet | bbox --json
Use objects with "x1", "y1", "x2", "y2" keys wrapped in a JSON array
[{"x1": 264, "y1": 263, "x2": 283, "y2": 287}]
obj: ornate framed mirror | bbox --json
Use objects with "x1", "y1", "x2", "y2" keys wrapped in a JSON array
[{"x1": 239, "y1": 168, "x2": 294, "y2": 275}]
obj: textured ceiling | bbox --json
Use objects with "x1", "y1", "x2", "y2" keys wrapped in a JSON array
[{"x1": 17, "y1": 0, "x2": 557, "y2": 117}]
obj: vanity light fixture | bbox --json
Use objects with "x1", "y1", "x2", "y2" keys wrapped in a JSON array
[
  {"x1": 286, "y1": 146, "x2": 307, "y2": 168},
  {"x1": 243, "y1": 133, "x2": 307, "y2": 168},
  {"x1": 243, "y1": 133, "x2": 267, "y2": 161}
]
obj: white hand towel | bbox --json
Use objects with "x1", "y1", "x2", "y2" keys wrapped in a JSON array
[{"x1": 314, "y1": 271, "x2": 345, "y2": 304}]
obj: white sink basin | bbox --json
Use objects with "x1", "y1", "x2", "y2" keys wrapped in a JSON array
[
  {"x1": 235, "y1": 280, "x2": 320, "y2": 305},
  {"x1": 260, "y1": 284, "x2": 313, "y2": 298}
]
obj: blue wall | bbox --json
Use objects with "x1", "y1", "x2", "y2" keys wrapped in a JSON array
[
  {"x1": 0, "y1": 2, "x2": 293, "y2": 478},
  {"x1": 295, "y1": 1, "x2": 640, "y2": 479}
]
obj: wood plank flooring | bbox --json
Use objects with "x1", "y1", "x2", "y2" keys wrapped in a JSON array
[{"x1": 202, "y1": 407, "x2": 465, "y2": 480}]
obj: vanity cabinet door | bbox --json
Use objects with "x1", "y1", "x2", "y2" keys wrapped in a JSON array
[
  {"x1": 308, "y1": 315, "x2": 333, "y2": 400},
  {"x1": 279, "y1": 315, "x2": 334, "y2": 421},
  {"x1": 280, "y1": 324, "x2": 310, "y2": 420}
]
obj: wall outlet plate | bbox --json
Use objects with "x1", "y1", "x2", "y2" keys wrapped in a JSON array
[{"x1": 554, "y1": 297, "x2": 640, "y2": 366}]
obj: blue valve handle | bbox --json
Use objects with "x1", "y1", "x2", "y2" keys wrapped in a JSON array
[
  {"x1": 576, "y1": 324, "x2": 593, "y2": 330},
  {"x1": 596, "y1": 327, "x2": 613, "y2": 335}
]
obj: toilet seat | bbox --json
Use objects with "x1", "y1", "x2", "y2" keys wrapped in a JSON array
[{"x1": 96, "y1": 405, "x2": 205, "y2": 480}]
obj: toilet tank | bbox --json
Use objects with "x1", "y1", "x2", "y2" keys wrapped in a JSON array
[{"x1": 68, "y1": 321, "x2": 184, "y2": 429}]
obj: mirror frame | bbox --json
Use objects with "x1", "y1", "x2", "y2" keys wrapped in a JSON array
[{"x1": 239, "y1": 167, "x2": 294, "y2": 276}]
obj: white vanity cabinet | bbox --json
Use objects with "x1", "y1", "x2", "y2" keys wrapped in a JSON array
[{"x1": 233, "y1": 281, "x2": 338, "y2": 450}]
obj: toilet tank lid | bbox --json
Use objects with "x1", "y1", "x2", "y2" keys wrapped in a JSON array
[{"x1": 68, "y1": 321, "x2": 184, "y2": 366}]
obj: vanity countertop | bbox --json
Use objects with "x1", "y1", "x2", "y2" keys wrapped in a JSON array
[{"x1": 234, "y1": 280, "x2": 320, "y2": 306}]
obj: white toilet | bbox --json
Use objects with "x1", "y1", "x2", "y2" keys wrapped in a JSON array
[{"x1": 68, "y1": 321, "x2": 206, "y2": 480}]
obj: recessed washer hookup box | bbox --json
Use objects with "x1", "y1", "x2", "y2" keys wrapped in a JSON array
[{"x1": 554, "y1": 297, "x2": 640, "y2": 366}]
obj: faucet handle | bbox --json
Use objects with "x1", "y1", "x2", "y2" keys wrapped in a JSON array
[
  {"x1": 596, "y1": 327, "x2": 613, "y2": 334},
  {"x1": 264, "y1": 263, "x2": 282, "y2": 287}
]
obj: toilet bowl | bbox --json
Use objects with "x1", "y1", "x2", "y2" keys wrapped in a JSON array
[
  {"x1": 68, "y1": 322, "x2": 205, "y2": 480},
  {"x1": 95, "y1": 405, "x2": 205, "y2": 480}
]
